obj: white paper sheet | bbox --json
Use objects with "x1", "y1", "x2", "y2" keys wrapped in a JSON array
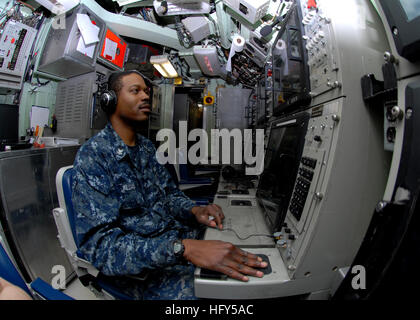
[
  {"x1": 76, "y1": 13, "x2": 100, "y2": 45},
  {"x1": 103, "y1": 38, "x2": 117, "y2": 60},
  {"x1": 30, "y1": 106, "x2": 50, "y2": 129},
  {"x1": 76, "y1": 36, "x2": 95, "y2": 58}
]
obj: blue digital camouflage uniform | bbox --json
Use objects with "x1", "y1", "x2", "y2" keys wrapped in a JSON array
[{"x1": 72, "y1": 123, "x2": 204, "y2": 300}]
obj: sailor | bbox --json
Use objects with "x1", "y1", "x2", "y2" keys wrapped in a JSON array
[{"x1": 72, "y1": 70, "x2": 267, "y2": 299}]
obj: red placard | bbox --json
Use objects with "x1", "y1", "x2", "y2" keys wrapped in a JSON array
[{"x1": 99, "y1": 28, "x2": 127, "y2": 69}]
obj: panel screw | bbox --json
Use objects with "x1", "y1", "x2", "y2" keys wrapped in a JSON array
[
  {"x1": 376, "y1": 201, "x2": 387, "y2": 212},
  {"x1": 406, "y1": 108, "x2": 413, "y2": 120}
]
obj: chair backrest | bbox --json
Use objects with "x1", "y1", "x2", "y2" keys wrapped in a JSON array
[
  {"x1": 55, "y1": 166, "x2": 78, "y2": 254},
  {"x1": 0, "y1": 241, "x2": 32, "y2": 297},
  {"x1": 54, "y1": 166, "x2": 135, "y2": 300}
]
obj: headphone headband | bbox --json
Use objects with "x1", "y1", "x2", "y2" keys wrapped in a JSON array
[{"x1": 99, "y1": 70, "x2": 152, "y2": 114}]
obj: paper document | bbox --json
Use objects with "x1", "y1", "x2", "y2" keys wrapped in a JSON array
[
  {"x1": 76, "y1": 36, "x2": 95, "y2": 58},
  {"x1": 103, "y1": 38, "x2": 117, "y2": 60},
  {"x1": 30, "y1": 106, "x2": 50, "y2": 129},
  {"x1": 76, "y1": 13, "x2": 100, "y2": 45}
]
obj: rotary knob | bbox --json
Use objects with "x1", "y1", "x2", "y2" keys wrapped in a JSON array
[
  {"x1": 314, "y1": 192, "x2": 324, "y2": 200},
  {"x1": 332, "y1": 114, "x2": 340, "y2": 122}
]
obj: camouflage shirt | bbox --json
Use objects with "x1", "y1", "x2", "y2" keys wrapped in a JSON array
[{"x1": 72, "y1": 123, "x2": 199, "y2": 280}]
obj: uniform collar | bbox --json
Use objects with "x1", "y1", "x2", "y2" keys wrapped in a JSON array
[
  {"x1": 104, "y1": 123, "x2": 131, "y2": 161},
  {"x1": 104, "y1": 123, "x2": 146, "y2": 164}
]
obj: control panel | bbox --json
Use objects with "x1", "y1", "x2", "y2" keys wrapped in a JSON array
[
  {"x1": 196, "y1": 0, "x2": 392, "y2": 299},
  {"x1": 300, "y1": 0, "x2": 340, "y2": 97},
  {"x1": 278, "y1": 100, "x2": 340, "y2": 277},
  {"x1": 289, "y1": 157, "x2": 317, "y2": 222},
  {"x1": 0, "y1": 20, "x2": 37, "y2": 90}
]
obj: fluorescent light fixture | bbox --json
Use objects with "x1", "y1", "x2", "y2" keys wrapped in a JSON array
[{"x1": 150, "y1": 55, "x2": 179, "y2": 78}]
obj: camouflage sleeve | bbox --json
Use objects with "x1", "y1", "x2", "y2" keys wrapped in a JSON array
[
  {"x1": 155, "y1": 161, "x2": 196, "y2": 222},
  {"x1": 72, "y1": 151, "x2": 179, "y2": 276},
  {"x1": 145, "y1": 140, "x2": 196, "y2": 222}
]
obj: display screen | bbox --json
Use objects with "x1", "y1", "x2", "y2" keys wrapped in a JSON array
[
  {"x1": 258, "y1": 116, "x2": 309, "y2": 204},
  {"x1": 257, "y1": 113, "x2": 309, "y2": 231},
  {"x1": 0, "y1": 104, "x2": 18, "y2": 144},
  {"x1": 400, "y1": 0, "x2": 420, "y2": 22},
  {"x1": 379, "y1": 0, "x2": 420, "y2": 62},
  {"x1": 259, "y1": 123, "x2": 302, "y2": 202}
]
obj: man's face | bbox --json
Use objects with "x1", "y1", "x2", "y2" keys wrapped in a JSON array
[{"x1": 113, "y1": 73, "x2": 151, "y2": 123}]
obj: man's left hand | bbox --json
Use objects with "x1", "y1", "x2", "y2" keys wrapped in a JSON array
[{"x1": 191, "y1": 204, "x2": 225, "y2": 230}]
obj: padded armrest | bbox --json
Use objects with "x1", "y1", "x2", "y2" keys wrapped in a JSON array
[{"x1": 30, "y1": 278, "x2": 74, "y2": 300}]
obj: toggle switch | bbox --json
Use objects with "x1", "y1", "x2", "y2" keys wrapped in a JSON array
[{"x1": 314, "y1": 135, "x2": 322, "y2": 142}]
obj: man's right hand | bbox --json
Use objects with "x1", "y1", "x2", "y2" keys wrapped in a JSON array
[{"x1": 182, "y1": 239, "x2": 267, "y2": 282}]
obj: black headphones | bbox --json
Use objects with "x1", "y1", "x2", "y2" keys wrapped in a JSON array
[
  {"x1": 99, "y1": 72, "x2": 119, "y2": 115},
  {"x1": 99, "y1": 70, "x2": 154, "y2": 115},
  {"x1": 99, "y1": 86, "x2": 118, "y2": 115}
]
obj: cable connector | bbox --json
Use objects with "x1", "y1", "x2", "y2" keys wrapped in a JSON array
[{"x1": 273, "y1": 232, "x2": 283, "y2": 240}]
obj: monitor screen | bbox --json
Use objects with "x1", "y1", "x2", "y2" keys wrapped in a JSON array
[
  {"x1": 0, "y1": 104, "x2": 19, "y2": 145},
  {"x1": 379, "y1": 0, "x2": 420, "y2": 62},
  {"x1": 400, "y1": 0, "x2": 420, "y2": 22},
  {"x1": 257, "y1": 112, "x2": 309, "y2": 232}
]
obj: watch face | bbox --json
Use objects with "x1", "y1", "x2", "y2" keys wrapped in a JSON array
[{"x1": 174, "y1": 241, "x2": 182, "y2": 254}]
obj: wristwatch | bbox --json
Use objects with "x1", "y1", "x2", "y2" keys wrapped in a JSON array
[{"x1": 173, "y1": 239, "x2": 185, "y2": 259}]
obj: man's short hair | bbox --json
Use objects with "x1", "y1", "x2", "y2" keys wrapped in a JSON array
[
  {"x1": 107, "y1": 70, "x2": 144, "y2": 96},
  {"x1": 107, "y1": 70, "x2": 154, "y2": 96}
]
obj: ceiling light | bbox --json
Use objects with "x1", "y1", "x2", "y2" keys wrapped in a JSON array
[{"x1": 150, "y1": 55, "x2": 179, "y2": 78}]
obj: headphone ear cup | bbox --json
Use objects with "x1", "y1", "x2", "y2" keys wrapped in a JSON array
[{"x1": 100, "y1": 90, "x2": 117, "y2": 114}]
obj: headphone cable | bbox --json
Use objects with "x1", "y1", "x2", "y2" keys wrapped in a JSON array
[{"x1": 221, "y1": 227, "x2": 273, "y2": 241}]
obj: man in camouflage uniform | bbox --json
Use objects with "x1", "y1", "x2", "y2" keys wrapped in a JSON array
[{"x1": 72, "y1": 70, "x2": 267, "y2": 299}]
